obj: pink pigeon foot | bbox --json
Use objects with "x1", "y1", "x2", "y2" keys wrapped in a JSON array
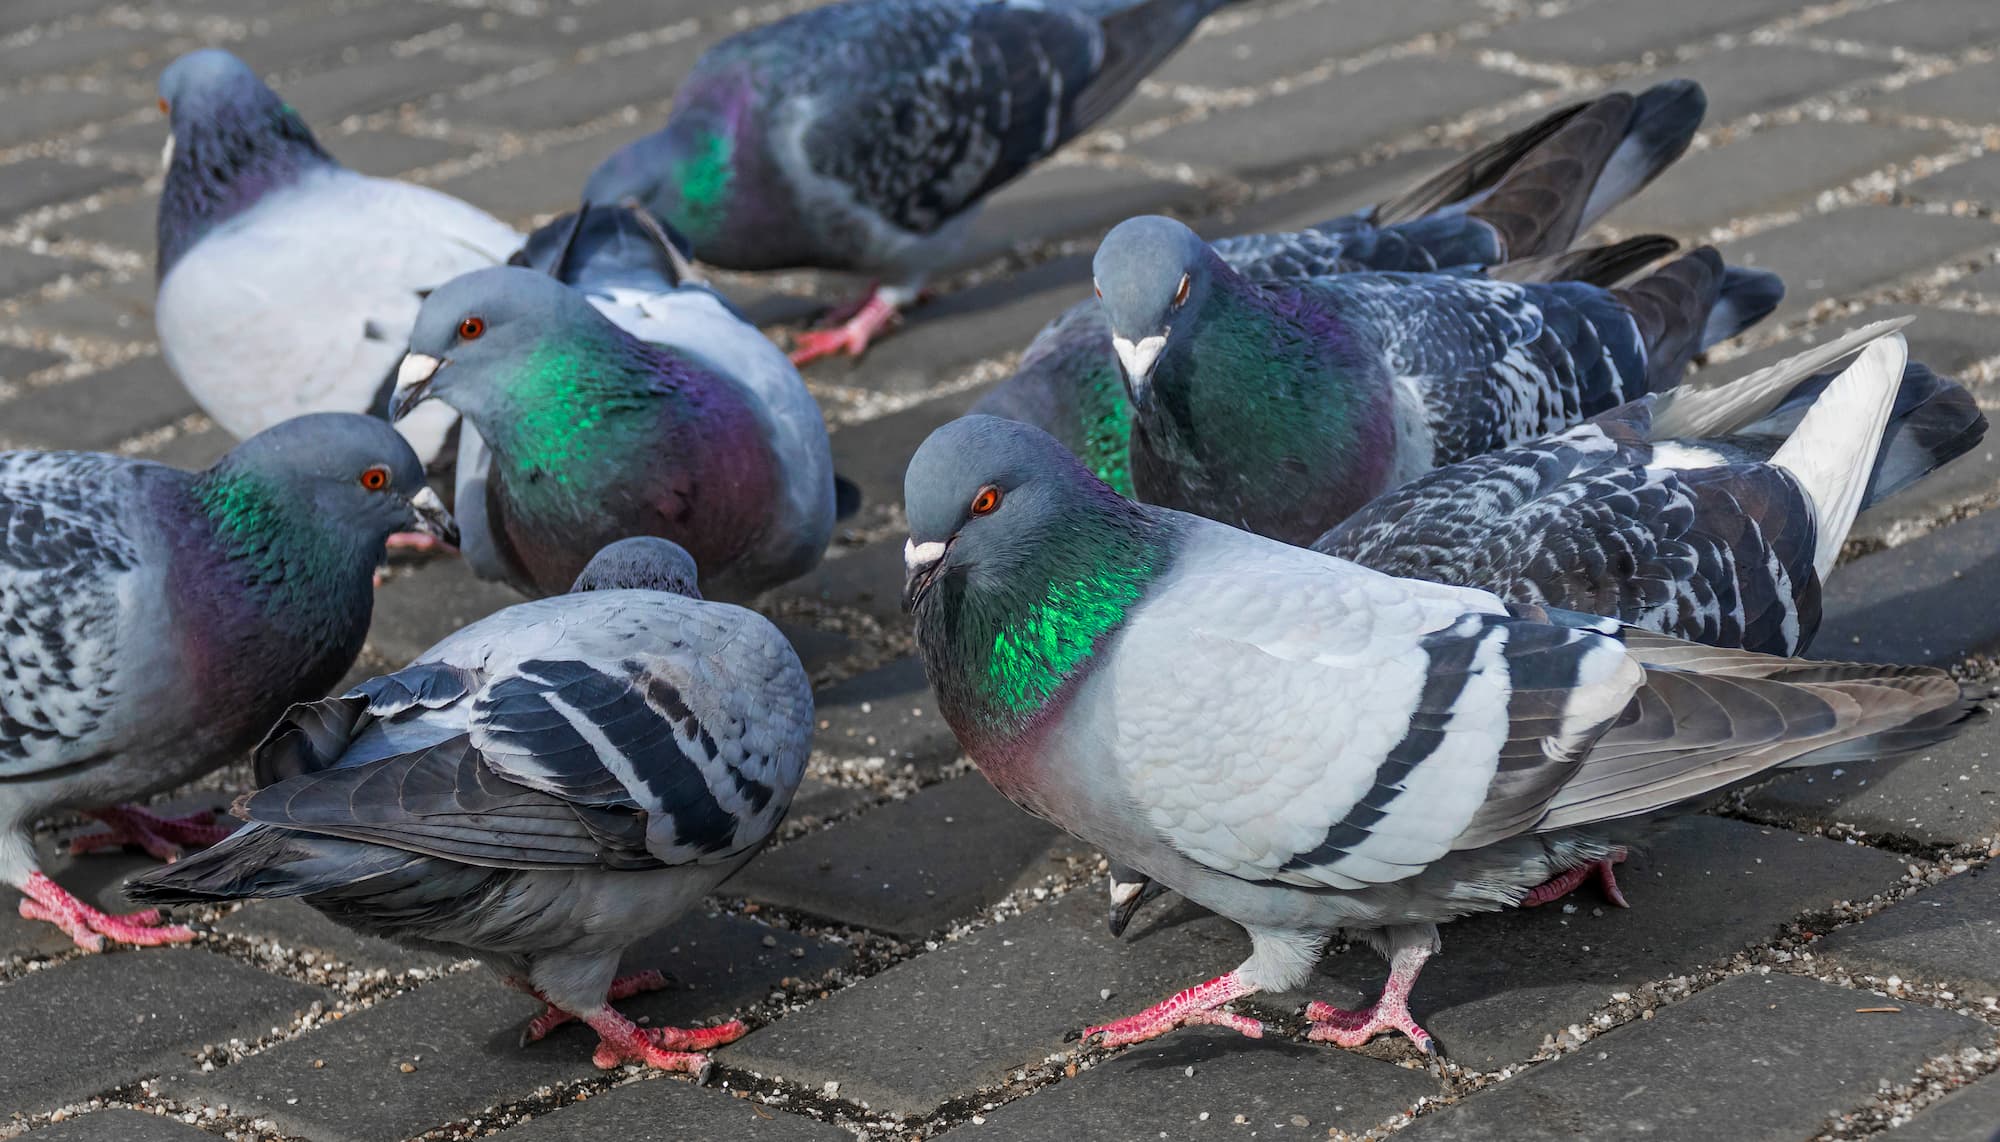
[
  {"x1": 1520, "y1": 848, "x2": 1630, "y2": 909},
  {"x1": 68, "y1": 804, "x2": 233, "y2": 862},
  {"x1": 788, "y1": 292, "x2": 902, "y2": 365},
  {"x1": 1305, "y1": 943, "x2": 1436, "y2": 1053},
  {"x1": 384, "y1": 531, "x2": 454, "y2": 555},
  {"x1": 1082, "y1": 971, "x2": 1265, "y2": 1049},
  {"x1": 583, "y1": 1005, "x2": 746, "y2": 1077},
  {"x1": 16, "y1": 870, "x2": 197, "y2": 952},
  {"x1": 521, "y1": 970, "x2": 671, "y2": 1043}
]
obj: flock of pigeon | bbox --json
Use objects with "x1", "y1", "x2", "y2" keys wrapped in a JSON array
[{"x1": 1, "y1": 0, "x2": 1992, "y2": 1083}]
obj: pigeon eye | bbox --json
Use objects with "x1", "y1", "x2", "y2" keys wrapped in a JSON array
[
  {"x1": 157, "y1": 97, "x2": 169, "y2": 114},
  {"x1": 1172, "y1": 273, "x2": 1190, "y2": 308},
  {"x1": 970, "y1": 485, "x2": 1002, "y2": 517},
  {"x1": 458, "y1": 316, "x2": 485, "y2": 340},
  {"x1": 359, "y1": 465, "x2": 392, "y2": 492}
]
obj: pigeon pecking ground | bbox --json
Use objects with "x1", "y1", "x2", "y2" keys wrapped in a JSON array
[{"x1": 1, "y1": 0, "x2": 1999, "y2": 1139}]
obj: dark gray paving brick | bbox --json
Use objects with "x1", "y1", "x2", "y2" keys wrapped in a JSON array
[
  {"x1": 961, "y1": 162, "x2": 1209, "y2": 267},
  {"x1": 20, "y1": 1109, "x2": 222, "y2": 1142},
  {"x1": 1908, "y1": 154, "x2": 2000, "y2": 209},
  {"x1": 0, "y1": 23, "x2": 179, "y2": 86},
  {"x1": 1743, "y1": 707, "x2": 1999, "y2": 854},
  {"x1": 235, "y1": 4, "x2": 466, "y2": 71},
  {"x1": 0, "y1": 345, "x2": 65, "y2": 387},
  {"x1": 1870, "y1": 62, "x2": 2000, "y2": 127},
  {"x1": 732, "y1": 774, "x2": 1077, "y2": 938},
  {"x1": 1886, "y1": 1070, "x2": 2000, "y2": 1141},
  {"x1": 974, "y1": 1026, "x2": 1436, "y2": 1141},
  {"x1": 1138, "y1": 59, "x2": 1542, "y2": 180},
  {"x1": 1810, "y1": 0, "x2": 2000, "y2": 53},
  {"x1": 770, "y1": 538, "x2": 907, "y2": 624},
  {"x1": 1721, "y1": 206, "x2": 2000, "y2": 324},
  {"x1": 366, "y1": 557, "x2": 525, "y2": 666},
  {"x1": 449, "y1": 46, "x2": 703, "y2": 132},
  {"x1": 0, "y1": 88, "x2": 144, "y2": 150},
  {"x1": 179, "y1": 911, "x2": 850, "y2": 1142},
  {"x1": 1819, "y1": 865, "x2": 2000, "y2": 998},
  {"x1": 1, "y1": 0, "x2": 111, "y2": 38},
  {"x1": 1195, "y1": 147, "x2": 1457, "y2": 242},
  {"x1": 1605, "y1": 122, "x2": 1949, "y2": 237},
  {"x1": 432, "y1": 119, "x2": 661, "y2": 226},
  {"x1": 1396, "y1": 973, "x2": 1990, "y2": 1142},
  {"x1": 1961, "y1": 262, "x2": 2000, "y2": 300},
  {"x1": 1479, "y1": 0, "x2": 1803, "y2": 66},
  {"x1": 1153, "y1": 0, "x2": 1473, "y2": 91},
  {"x1": 828, "y1": 385, "x2": 989, "y2": 514},
  {"x1": 216, "y1": 899, "x2": 462, "y2": 975},
  {"x1": 502, "y1": 1073, "x2": 853, "y2": 1141},
  {"x1": 0, "y1": 948, "x2": 328, "y2": 1114},
  {"x1": 280, "y1": 53, "x2": 492, "y2": 123},
  {"x1": 0, "y1": 160, "x2": 140, "y2": 221},
  {"x1": 8, "y1": 271, "x2": 155, "y2": 341},
  {"x1": 481, "y1": 0, "x2": 712, "y2": 53},
  {"x1": 0, "y1": 247, "x2": 84, "y2": 297},
  {"x1": 40, "y1": 194, "x2": 157, "y2": 255},
  {"x1": 2, "y1": 356, "x2": 197, "y2": 450},
  {"x1": 1637, "y1": 45, "x2": 1897, "y2": 126},
  {"x1": 812, "y1": 656, "x2": 963, "y2": 771},
  {"x1": 328, "y1": 129, "x2": 475, "y2": 177},
  {"x1": 1815, "y1": 508, "x2": 2000, "y2": 667}
]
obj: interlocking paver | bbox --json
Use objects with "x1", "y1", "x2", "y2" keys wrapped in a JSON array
[
  {"x1": 501, "y1": 1073, "x2": 854, "y2": 1141},
  {"x1": 40, "y1": 194, "x2": 158, "y2": 255},
  {"x1": 18, "y1": 1109, "x2": 223, "y2": 1142},
  {"x1": 1636, "y1": 45, "x2": 1897, "y2": 126},
  {"x1": 0, "y1": 345, "x2": 65, "y2": 387},
  {"x1": 1814, "y1": 507, "x2": 2000, "y2": 668},
  {"x1": 1868, "y1": 61, "x2": 2000, "y2": 127},
  {"x1": 960, "y1": 162, "x2": 1210, "y2": 267},
  {"x1": 1152, "y1": 0, "x2": 1474, "y2": 92},
  {"x1": 0, "y1": 247, "x2": 85, "y2": 297},
  {"x1": 1908, "y1": 154, "x2": 2000, "y2": 209},
  {"x1": 1396, "y1": 974, "x2": 1991, "y2": 1141},
  {"x1": 1478, "y1": 0, "x2": 1804, "y2": 66},
  {"x1": 448, "y1": 44, "x2": 707, "y2": 132},
  {"x1": 1884, "y1": 1070, "x2": 2000, "y2": 1141},
  {"x1": 1808, "y1": 0, "x2": 2000, "y2": 53},
  {"x1": 812, "y1": 657, "x2": 965, "y2": 772},
  {"x1": 0, "y1": 87, "x2": 145, "y2": 150},
  {"x1": 1819, "y1": 866, "x2": 2000, "y2": 998},
  {"x1": 431, "y1": 120, "x2": 662, "y2": 227},
  {"x1": 1722, "y1": 206, "x2": 2000, "y2": 324},
  {"x1": 279, "y1": 53, "x2": 493, "y2": 124},
  {"x1": 215, "y1": 898, "x2": 463, "y2": 975},
  {"x1": 771, "y1": 537, "x2": 910, "y2": 623},
  {"x1": 0, "y1": 948, "x2": 328, "y2": 1115},
  {"x1": 7, "y1": 270, "x2": 156, "y2": 341},
  {"x1": 2, "y1": 354, "x2": 198, "y2": 450},
  {"x1": 0, "y1": 159, "x2": 141, "y2": 221}
]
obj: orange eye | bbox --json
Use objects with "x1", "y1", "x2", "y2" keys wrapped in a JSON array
[
  {"x1": 458, "y1": 316, "x2": 485, "y2": 340},
  {"x1": 359, "y1": 465, "x2": 391, "y2": 492},
  {"x1": 1172, "y1": 273, "x2": 1190, "y2": 307},
  {"x1": 157, "y1": 97, "x2": 169, "y2": 114},
  {"x1": 970, "y1": 485, "x2": 1002, "y2": 517},
  {"x1": 1094, "y1": 282, "x2": 1103, "y2": 300}
]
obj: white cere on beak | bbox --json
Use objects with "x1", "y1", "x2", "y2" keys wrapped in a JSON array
[
  {"x1": 396, "y1": 353, "x2": 443, "y2": 392},
  {"x1": 904, "y1": 538, "x2": 947, "y2": 575},
  {"x1": 1109, "y1": 880, "x2": 1144, "y2": 906},
  {"x1": 1112, "y1": 334, "x2": 1166, "y2": 387}
]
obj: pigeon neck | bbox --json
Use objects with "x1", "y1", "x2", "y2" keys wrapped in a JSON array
[
  {"x1": 1075, "y1": 350, "x2": 1137, "y2": 497},
  {"x1": 157, "y1": 98, "x2": 336, "y2": 279},
  {"x1": 186, "y1": 464, "x2": 377, "y2": 626}
]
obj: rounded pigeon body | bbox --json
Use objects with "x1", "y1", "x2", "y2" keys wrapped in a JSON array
[
  {"x1": 584, "y1": 0, "x2": 1234, "y2": 362},
  {"x1": 153, "y1": 49, "x2": 522, "y2": 463},
  {"x1": 902, "y1": 413, "x2": 1978, "y2": 1055},
  {"x1": 0, "y1": 413, "x2": 451, "y2": 951},
  {"x1": 392, "y1": 250, "x2": 835, "y2": 602},
  {"x1": 129, "y1": 538, "x2": 813, "y2": 1076}
]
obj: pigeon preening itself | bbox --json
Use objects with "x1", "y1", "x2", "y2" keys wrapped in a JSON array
[
  {"x1": 392, "y1": 209, "x2": 836, "y2": 601},
  {"x1": 583, "y1": 0, "x2": 1237, "y2": 366},
  {"x1": 902, "y1": 414, "x2": 1979, "y2": 1055},
  {"x1": 1103, "y1": 323, "x2": 1989, "y2": 937},
  {"x1": 0, "y1": 414, "x2": 453, "y2": 951},
  {"x1": 1091, "y1": 215, "x2": 1783, "y2": 544},
  {"x1": 975, "y1": 82, "x2": 1709, "y2": 495},
  {"x1": 153, "y1": 49, "x2": 521, "y2": 466},
  {"x1": 130, "y1": 537, "x2": 812, "y2": 1077}
]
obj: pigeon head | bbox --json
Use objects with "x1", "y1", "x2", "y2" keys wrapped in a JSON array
[
  {"x1": 1092, "y1": 216, "x2": 1215, "y2": 401},
  {"x1": 156, "y1": 50, "x2": 334, "y2": 279},
  {"x1": 571, "y1": 537, "x2": 704, "y2": 598},
  {"x1": 511, "y1": 202, "x2": 697, "y2": 296},
  {"x1": 208, "y1": 413, "x2": 454, "y2": 553}
]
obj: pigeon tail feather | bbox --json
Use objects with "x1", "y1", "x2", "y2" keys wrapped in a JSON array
[
  {"x1": 1486, "y1": 234, "x2": 1678, "y2": 287},
  {"x1": 1700, "y1": 265, "x2": 1786, "y2": 351},
  {"x1": 1768, "y1": 334, "x2": 1908, "y2": 580},
  {"x1": 1576, "y1": 78, "x2": 1706, "y2": 230}
]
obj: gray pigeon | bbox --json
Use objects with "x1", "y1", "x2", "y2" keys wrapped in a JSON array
[
  {"x1": 129, "y1": 537, "x2": 812, "y2": 1077},
  {"x1": 0, "y1": 414, "x2": 452, "y2": 951},
  {"x1": 154, "y1": 49, "x2": 521, "y2": 466},
  {"x1": 902, "y1": 413, "x2": 1977, "y2": 1053},
  {"x1": 583, "y1": 0, "x2": 1236, "y2": 365}
]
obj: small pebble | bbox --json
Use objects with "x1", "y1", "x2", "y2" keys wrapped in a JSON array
[
  {"x1": 762, "y1": 934, "x2": 778, "y2": 948},
  {"x1": 399, "y1": 1062, "x2": 416, "y2": 1074}
]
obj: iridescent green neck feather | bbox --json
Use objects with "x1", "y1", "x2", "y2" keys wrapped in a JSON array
[
  {"x1": 1075, "y1": 354, "x2": 1135, "y2": 497},
  {"x1": 191, "y1": 467, "x2": 357, "y2": 616},
  {"x1": 488, "y1": 335, "x2": 669, "y2": 503},
  {"x1": 673, "y1": 128, "x2": 734, "y2": 244}
]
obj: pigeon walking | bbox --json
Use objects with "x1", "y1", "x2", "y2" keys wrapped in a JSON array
[
  {"x1": 130, "y1": 537, "x2": 813, "y2": 1078},
  {"x1": 153, "y1": 49, "x2": 521, "y2": 467},
  {"x1": 902, "y1": 412, "x2": 1977, "y2": 1054},
  {"x1": 1091, "y1": 215, "x2": 1781, "y2": 544},
  {"x1": 0, "y1": 415, "x2": 453, "y2": 951},
  {"x1": 583, "y1": 0, "x2": 1237, "y2": 365},
  {"x1": 977, "y1": 81, "x2": 1709, "y2": 494},
  {"x1": 391, "y1": 208, "x2": 835, "y2": 601}
]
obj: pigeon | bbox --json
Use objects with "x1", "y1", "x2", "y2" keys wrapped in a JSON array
[
  {"x1": 129, "y1": 537, "x2": 813, "y2": 1078},
  {"x1": 1103, "y1": 323, "x2": 1988, "y2": 937},
  {"x1": 1091, "y1": 215, "x2": 1783, "y2": 544},
  {"x1": 391, "y1": 208, "x2": 836, "y2": 601},
  {"x1": 153, "y1": 49, "x2": 521, "y2": 467},
  {"x1": 0, "y1": 414, "x2": 453, "y2": 951},
  {"x1": 975, "y1": 81, "x2": 1709, "y2": 494},
  {"x1": 582, "y1": 0, "x2": 1237, "y2": 365},
  {"x1": 901, "y1": 411, "x2": 1978, "y2": 1054}
]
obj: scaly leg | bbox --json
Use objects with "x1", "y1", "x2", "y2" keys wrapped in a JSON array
[
  {"x1": 789, "y1": 289, "x2": 905, "y2": 365},
  {"x1": 1520, "y1": 848, "x2": 1630, "y2": 909},
  {"x1": 16, "y1": 870, "x2": 196, "y2": 952},
  {"x1": 1305, "y1": 942, "x2": 1436, "y2": 1053},
  {"x1": 1082, "y1": 970, "x2": 1265, "y2": 1049},
  {"x1": 68, "y1": 804, "x2": 233, "y2": 862},
  {"x1": 583, "y1": 1004, "x2": 746, "y2": 1078},
  {"x1": 520, "y1": 970, "x2": 670, "y2": 1043}
]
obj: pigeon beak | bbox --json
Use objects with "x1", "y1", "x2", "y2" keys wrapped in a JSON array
[
  {"x1": 406, "y1": 486, "x2": 459, "y2": 549},
  {"x1": 1111, "y1": 333, "x2": 1166, "y2": 398},
  {"x1": 390, "y1": 353, "x2": 444, "y2": 421},
  {"x1": 1106, "y1": 867, "x2": 1167, "y2": 938},
  {"x1": 901, "y1": 537, "x2": 949, "y2": 612}
]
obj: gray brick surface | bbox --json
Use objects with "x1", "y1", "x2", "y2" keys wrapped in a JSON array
[
  {"x1": 1637, "y1": 46, "x2": 1897, "y2": 126},
  {"x1": 8, "y1": 271, "x2": 156, "y2": 341},
  {"x1": 448, "y1": 46, "x2": 705, "y2": 132},
  {"x1": 216, "y1": 899, "x2": 463, "y2": 975},
  {"x1": 0, "y1": 159, "x2": 140, "y2": 220},
  {"x1": 1869, "y1": 62, "x2": 2000, "y2": 127},
  {"x1": 0, "y1": 246, "x2": 84, "y2": 297},
  {"x1": 365, "y1": 558, "x2": 528, "y2": 666},
  {"x1": 961, "y1": 162, "x2": 1210, "y2": 267},
  {"x1": 1819, "y1": 866, "x2": 2000, "y2": 998},
  {"x1": 769, "y1": 538, "x2": 907, "y2": 623},
  {"x1": 2, "y1": 355, "x2": 197, "y2": 450},
  {"x1": 828, "y1": 386, "x2": 989, "y2": 515},
  {"x1": 1152, "y1": 0, "x2": 1473, "y2": 91},
  {"x1": 1396, "y1": 974, "x2": 1991, "y2": 1141},
  {"x1": 330, "y1": 129, "x2": 476, "y2": 177},
  {"x1": 40, "y1": 194, "x2": 158, "y2": 255},
  {"x1": 812, "y1": 657, "x2": 964, "y2": 771},
  {"x1": 432, "y1": 120, "x2": 661, "y2": 226},
  {"x1": 1478, "y1": 0, "x2": 1803, "y2": 65},
  {"x1": 1743, "y1": 710, "x2": 2000, "y2": 853},
  {"x1": 1814, "y1": 508, "x2": 2000, "y2": 667},
  {"x1": 0, "y1": 88, "x2": 144, "y2": 150},
  {"x1": 1885, "y1": 1071, "x2": 2000, "y2": 1142},
  {"x1": 0, "y1": 345, "x2": 65, "y2": 387},
  {"x1": 1809, "y1": 0, "x2": 2000, "y2": 53},
  {"x1": 500, "y1": 1074, "x2": 854, "y2": 1141},
  {"x1": 280, "y1": 54, "x2": 492, "y2": 124},
  {"x1": 19, "y1": 1109, "x2": 223, "y2": 1142},
  {"x1": 1722, "y1": 206, "x2": 2000, "y2": 324},
  {"x1": 1908, "y1": 154, "x2": 2000, "y2": 209}
]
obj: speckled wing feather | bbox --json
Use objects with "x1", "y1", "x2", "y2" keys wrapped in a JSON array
[{"x1": 0, "y1": 452, "x2": 145, "y2": 778}]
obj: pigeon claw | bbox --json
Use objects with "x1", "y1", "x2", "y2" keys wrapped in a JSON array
[
  {"x1": 16, "y1": 870, "x2": 197, "y2": 952},
  {"x1": 69, "y1": 804, "x2": 233, "y2": 863},
  {"x1": 519, "y1": 970, "x2": 673, "y2": 1045},
  {"x1": 583, "y1": 1006, "x2": 746, "y2": 1076},
  {"x1": 788, "y1": 292, "x2": 902, "y2": 366},
  {"x1": 1305, "y1": 998, "x2": 1437, "y2": 1055},
  {"x1": 1520, "y1": 848, "x2": 1631, "y2": 909},
  {"x1": 1081, "y1": 971, "x2": 1262, "y2": 1050}
]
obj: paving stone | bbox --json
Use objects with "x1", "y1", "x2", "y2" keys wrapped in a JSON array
[
  {"x1": 1138, "y1": 58, "x2": 1542, "y2": 180},
  {"x1": 787, "y1": 777, "x2": 875, "y2": 829},
  {"x1": 1201, "y1": 147, "x2": 1460, "y2": 240},
  {"x1": 216, "y1": 899, "x2": 462, "y2": 974},
  {"x1": 1870, "y1": 62, "x2": 2000, "y2": 127},
  {"x1": 1479, "y1": 0, "x2": 1803, "y2": 66},
  {"x1": 134, "y1": 422, "x2": 233, "y2": 470},
  {"x1": 827, "y1": 385, "x2": 989, "y2": 514},
  {"x1": 1819, "y1": 865, "x2": 2000, "y2": 998},
  {"x1": 1396, "y1": 973, "x2": 1990, "y2": 1141},
  {"x1": 1639, "y1": 44, "x2": 1898, "y2": 127},
  {"x1": 960, "y1": 162, "x2": 1209, "y2": 267},
  {"x1": 732, "y1": 774, "x2": 1076, "y2": 938},
  {"x1": 235, "y1": 4, "x2": 467, "y2": 71},
  {"x1": 502, "y1": 1072, "x2": 853, "y2": 1141},
  {"x1": 1604, "y1": 122, "x2": 1949, "y2": 237},
  {"x1": 19, "y1": 1109, "x2": 224, "y2": 1142},
  {"x1": 0, "y1": 0, "x2": 102, "y2": 38},
  {"x1": 179, "y1": 911, "x2": 850, "y2": 1142},
  {"x1": 480, "y1": 0, "x2": 713, "y2": 53},
  {"x1": 449, "y1": 44, "x2": 703, "y2": 132},
  {"x1": 2, "y1": 356, "x2": 196, "y2": 450},
  {"x1": 8, "y1": 270, "x2": 156, "y2": 341},
  {"x1": 1961, "y1": 261, "x2": 2000, "y2": 300},
  {"x1": 0, "y1": 948, "x2": 328, "y2": 1114},
  {"x1": 0, "y1": 344, "x2": 65, "y2": 387},
  {"x1": 1153, "y1": 0, "x2": 1474, "y2": 92},
  {"x1": 1886, "y1": 1070, "x2": 2000, "y2": 1141},
  {"x1": 1721, "y1": 206, "x2": 2000, "y2": 324},
  {"x1": 280, "y1": 54, "x2": 492, "y2": 123},
  {"x1": 1813, "y1": 508, "x2": 2000, "y2": 667},
  {"x1": 327, "y1": 128, "x2": 474, "y2": 177},
  {"x1": 1810, "y1": 0, "x2": 2000, "y2": 53},
  {"x1": 0, "y1": 87, "x2": 144, "y2": 150},
  {"x1": 0, "y1": 159, "x2": 140, "y2": 221},
  {"x1": 812, "y1": 656, "x2": 963, "y2": 770},
  {"x1": 0, "y1": 25, "x2": 175, "y2": 86},
  {"x1": 770, "y1": 536, "x2": 907, "y2": 623},
  {"x1": 41, "y1": 194, "x2": 158, "y2": 255},
  {"x1": 974, "y1": 1026, "x2": 1435, "y2": 1141},
  {"x1": 1908, "y1": 154, "x2": 2000, "y2": 210},
  {"x1": 366, "y1": 557, "x2": 525, "y2": 666},
  {"x1": 432, "y1": 118, "x2": 661, "y2": 226},
  {"x1": 0, "y1": 246, "x2": 85, "y2": 298},
  {"x1": 1743, "y1": 708, "x2": 2000, "y2": 853}
]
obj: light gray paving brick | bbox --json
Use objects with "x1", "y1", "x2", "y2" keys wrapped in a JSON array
[
  {"x1": 39, "y1": 194, "x2": 158, "y2": 255},
  {"x1": 0, "y1": 159, "x2": 140, "y2": 221},
  {"x1": 1810, "y1": 0, "x2": 2000, "y2": 53},
  {"x1": 7, "y1": 269, "x2": 156, "y2": 341},
  {"x1": 1869, "y1": 61, "x2": 2000, "y2": 127},
  {"x1": 1813, "y1": 508, "x2": 2000, "y2": 668},
  {"x1": 278, "y1": 52, "x2": 491, "y2": 123},
  {"x1": 1907, "y1": 154, "x2": 2000, "y2": 209},
  {"x1": 1478, "y1": 0, "x2": 1804, "y2": 66},
  {"x1": 1636, "y1": 45, "x2": 1898, "y2": 127},
  {"x1": 0, "y1": 247, "x2": 86, "y2": 298},
  {"x1": 1818, "y1": 865, "x2": 2000, "y2": 998},
  {"x1": 19, "y1": 1108, "x2": 225, "y2": 1142},
  {"x1": 502, "y1": 1070, "x2": 855, "y2": 1141},
  {"x1": 0, "y1": 355, "x2": 195, "y2": 450},
  {"x1": 431, "y1": 118, "x2": 662, "y2": 227},
  {"x1": 446, "y1": 44, "x2": 705, "y2": 132},
  {"x1": 1721, "y1": 206, "x2": 2000, "y2": 324},
  {"x1": 960, "y1": 162, "x2": 1211, "y2": 267},
  {"x1": 1152, "y1": 0, "x2": 1474, "y2": 92},
  {"x1": 0, "y1": 87, "x2": 146, "y2": 149}
]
